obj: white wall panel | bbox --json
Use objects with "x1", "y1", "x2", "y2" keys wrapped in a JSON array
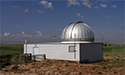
[
  {"x1": 24, "y1": 43, "x2": 102, "y2": 62},
  {"x1": 24, "y1": 44, "x2": 80, "y2": 61}
]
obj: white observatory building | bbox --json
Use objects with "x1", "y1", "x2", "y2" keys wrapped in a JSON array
[{"x1": 24, "y1": 21, "x2": 103, "y2": 63}]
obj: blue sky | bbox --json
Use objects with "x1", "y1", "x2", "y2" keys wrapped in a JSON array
[{"x1": 0, "y1": 0, "x2": 124, "y2": 43}]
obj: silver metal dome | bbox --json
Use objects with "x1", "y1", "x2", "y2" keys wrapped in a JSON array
[{"x1": 61, "y1": 21, "x2": 95, "y2": 43}]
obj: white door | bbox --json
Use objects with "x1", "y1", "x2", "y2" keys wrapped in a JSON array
[{"x1": 33, "y1": 47, "x2": 39, "y2": 55}]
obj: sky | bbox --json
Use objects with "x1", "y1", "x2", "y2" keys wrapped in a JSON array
[{"x1": 0, "y1": 0, "x2": 124, "y2": 43}]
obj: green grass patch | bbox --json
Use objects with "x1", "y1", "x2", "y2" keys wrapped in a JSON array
[
  {"x1": 78, "y1": 72, "x2": 82, "y2": 74},
  {"x1": 0, "y1": 44, "x2": 23, "y2": 55},
  {"x1": 11, "y1": 65, "x2": 19, "y2": 71},
  {"x1": 103, "y1": 45, "x2": 125, "y2": 55},
  {"x1": 98, "y1": 72, "x2": 103, "y2": 74},
  {"x1": 102, "y1": 66, "x2": 106, "y2": 69},
  {"x1": 92, "y1": 66, "x2": 97, "y2": 70},
  {"x1": 65, "y1": 63, "x2": 68, "y2": 67}
]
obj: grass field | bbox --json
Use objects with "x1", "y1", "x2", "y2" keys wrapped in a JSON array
[
  {"x1": 0, "y1": 44, "x2": 124, "y2": 55},
  {"x1": 103, "y1": 44, "x2": 125, "y2": 55},
  {"x1": 0, "y1": 44, "x2": 23, "y2": 55}
]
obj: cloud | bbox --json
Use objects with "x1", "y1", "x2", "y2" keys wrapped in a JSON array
[
  {"x1": 4, "y1": 6, "x2": 7, "y2": 8},
  {"x1": 11, "y1": 34, "x2": 15, "y2": 37},
  {"x1": 21, "y1": 31, "x2": 25, "y2": 37},
  {"x1": 67, "y1": 0, "x2": 80, "y2": 6},
  {"x1": 37, "y1": 31, "x2": 42, "y2": 37},
  {"x1": 81, "y1": 0, "x2": 92, "y2": 9},
  {"x1": 77, "y1": 13, "x2": 84, "y2": 19},
  {"x1": 38, "y1": 10, "x2": 44, "y2": 13},
  {"x1": 107, "y1": 15, "x2": 110, "y2": 18},
  {"x1": 1, "y1": 31, "x2": 60, "y2": 43},
  {"x1": 18, "y1": 6, "x2": 20, "y2": 8},
  {"x1": 38, "y1": 0, "x2": 54, "y2": 9},
  {"x1": 102, "y1": 0, "x2": 108, "y2": 3},
  {"x1": 22, "y1": 31, "x2": 25, "y2": 34},
  {"x1": 47, "y1": 35, "x2": 50, "y2": 38},
  {"x1": 37, "y1": 31, "x2": 41, "y2": 34},
  {"x1": 24, "y1": 34, "x2": 32, "y2": 38},
  {"x1": 0, "y1": 33, "x2": 1, "y2": 37},
  {"x1": 119, "y1": 24, "x2": 122, "y2": 26},
  {"x1": 15, "y1": 32, "x2": 32, "y2": 38},
  {"x1": 114, "y1": 14, "x2": 116, "y2": 17},
  {"x1": 24, "y1": 9, "x2": 28, "y2": 12},
  {"x1": 2, "y1": 31, "x2": 50, "y2": 39},
  {"x1": 32, "y1": 11, "x2": 36, "y2": 14},
  {"x1": 100, "y1": 3, "x2": 107, "y2": 8},
  {"x1": 3, "y1": 32, "x2": 10, "y2": 36},
  {"x1": 58, "y1": 29, "x2": 62, "y2": 31},
  {"x1": 83, "y1": 12, "x2": 87, "y2": 15},
  {"x1": 94, "y1": 6, "x2": 98, "y2": 9},
  {"x1": 114, "y1": 14, "x2": 119, "y2": 19},
  {"x1": 111, "y1": 5, "x2": 117, "y2": 8}
]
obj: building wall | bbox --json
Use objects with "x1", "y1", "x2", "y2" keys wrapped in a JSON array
[
  {"x1": 24, "y1": 43, "x2": 80, "y2": 61},
  {"x1": 24, "y1": 43, "x2": 103, "y2": 62},
  {"x1": 80, "y1": 43, "x2": 103, "y2": 63}
]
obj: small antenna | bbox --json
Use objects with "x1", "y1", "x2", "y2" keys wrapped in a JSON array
[
  {"x1": 25, "y1": 38, "x2": 27, "y2": 44},
  {"x1": 102, "y1": 33, "x2": 104, "y2": 43},
  {"x1": 25, "y1": 38, "x2": 27, "y2": 54}
]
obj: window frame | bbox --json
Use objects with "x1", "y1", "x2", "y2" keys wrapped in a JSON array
[{"x1": 69, "y1": 46, "x2": 75, "y2": 52}]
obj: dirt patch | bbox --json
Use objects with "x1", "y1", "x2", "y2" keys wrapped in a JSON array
[{"x1": 0, "y1": 54, "x2": 125, "y2": 75}]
